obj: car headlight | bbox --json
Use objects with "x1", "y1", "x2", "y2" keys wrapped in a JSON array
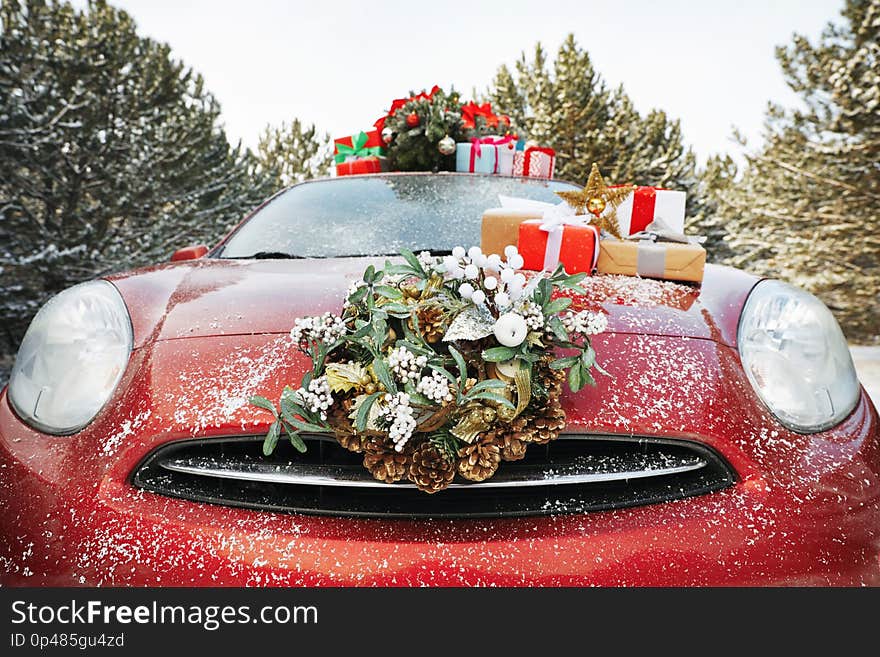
[
  {"x1": 8, "y1": 280, "x2": 133, "y2": 434},
  {"x1": 738, "y1": 279, "x2": 860, "y2": 433}
]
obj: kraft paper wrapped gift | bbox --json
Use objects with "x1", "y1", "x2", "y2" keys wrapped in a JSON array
[
  {"x1": 597, "y1": 238, "x2": 706, "y2": 283},
  {"x1": 481, "y1": 208, "x2": 543, "y2": 256}
]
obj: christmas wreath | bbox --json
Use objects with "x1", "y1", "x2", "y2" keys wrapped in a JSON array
[{"x1": 251, "y1": 246, "x2": 606, "y2": 493}]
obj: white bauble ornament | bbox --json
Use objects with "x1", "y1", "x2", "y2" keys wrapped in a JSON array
[
  {"x1": 381, "y1": 127, "x2": 394, "y2": 144},
  {"x1": 438, "y1": 135, "x2": 456, "y2": 155},
  {"x1": 493, "y1": 312, "x2": 528, "y2": 347}
]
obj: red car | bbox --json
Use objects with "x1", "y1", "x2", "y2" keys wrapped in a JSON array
[{"x1": 1, "y1": 173, "x2": 878, "y2": 586}]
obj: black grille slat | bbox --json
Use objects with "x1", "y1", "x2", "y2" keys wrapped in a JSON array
[{"x1": 131, "y1": 434, "x2": 735, "y2": 519}]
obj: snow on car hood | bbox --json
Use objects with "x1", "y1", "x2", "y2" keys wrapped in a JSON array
[{"x1": 107, "y1": 257, "x2": 759, "y2": 350}]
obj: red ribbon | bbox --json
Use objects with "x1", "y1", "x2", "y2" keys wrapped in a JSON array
[
  {"x1": 468, "y1": 137, "x2": 496, "y2": 172},
  {"x1": 609, "y1": 185, "x2": 669, "y2": 235}
]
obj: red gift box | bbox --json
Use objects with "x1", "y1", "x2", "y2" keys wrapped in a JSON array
[
  {"x1": 610, "y1": 185, "x2": 687, "y2": 236},
  {"x1": 518, "y1": 219, "x2": 599, "y2": 274},
  {"x1": 333, "y1": 129, "x2": 383, "y2": 161},
  {"x1": 335, "y1": 156, "x2": 384, "y2": 176}
]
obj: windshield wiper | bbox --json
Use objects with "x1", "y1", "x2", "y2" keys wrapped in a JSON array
[{"x1": 228, "y1": 251, "x2": 308, "y2": 259}]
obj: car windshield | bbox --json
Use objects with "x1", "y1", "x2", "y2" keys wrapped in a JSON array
[{"x1": 218, "y1": 174, "x2": 579, "y2": 258}]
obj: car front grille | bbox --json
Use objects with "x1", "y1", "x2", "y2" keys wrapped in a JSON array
[{"x1": 131, "y1": 434, "x2": 735, "y2": 519}]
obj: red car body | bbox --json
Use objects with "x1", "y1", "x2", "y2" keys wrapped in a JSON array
[{"x1": 2, "y1": 176, "x2": 879, "y2": 586}]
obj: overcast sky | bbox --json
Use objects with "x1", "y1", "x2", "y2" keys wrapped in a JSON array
[{"x1": 72, "y1": 0, "x2": 842, "y2": 163}]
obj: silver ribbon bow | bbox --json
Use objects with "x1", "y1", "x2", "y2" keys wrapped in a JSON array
[{"x1": 626, "y1": 217, "x2": 705, "y2": 278}]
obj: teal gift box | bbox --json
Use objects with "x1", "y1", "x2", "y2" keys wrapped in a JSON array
[{"x1": 455, "y1": 139, "x2": 497, "y2": 174}]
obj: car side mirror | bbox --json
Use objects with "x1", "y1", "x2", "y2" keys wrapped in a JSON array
[{"x1": 170, "y1": 245, "x2": 209, "y2": 262}]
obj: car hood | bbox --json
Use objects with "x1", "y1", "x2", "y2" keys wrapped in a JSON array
[{"x1": 107, "y1": 257, "x2": 759, "y2": 350}]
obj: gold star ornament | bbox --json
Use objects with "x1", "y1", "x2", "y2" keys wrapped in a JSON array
[{"x1": 556, "y1": 163, "x2": 634, "y2": 239}]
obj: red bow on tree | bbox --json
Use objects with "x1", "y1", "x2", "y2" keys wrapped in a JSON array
[
  {"x1": 460, "y1": 101, "x2": 510, "y2": 131},
  {"x1": 374, "y1": 86, "x2": 442, "y2": 132}
]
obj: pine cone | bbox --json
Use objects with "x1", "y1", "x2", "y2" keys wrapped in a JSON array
[
  {"x1": 411, "y1": 304, "x2": 446, "y2": 343},
  {"x1": 407, "y1": 441, "x2": 455, "y2": 493},
  {"x1": 527, "y1": 397, "x2": 565, "y2": 445},
  {"x1": 500, "y1": 431, "x2": 529, "y2": 460},
  {"x1": 336, "y1": 432, "x2": 365, "y2": 453},
  {"x1": 363, "y1": 439, "x2": 408, "y2": 484},
  {"x1": 328, "y1": 402, "x2": 363, "y2": 452},
  {"x1": 457, "y1": 436, "x2": 501, "y2": 482}
]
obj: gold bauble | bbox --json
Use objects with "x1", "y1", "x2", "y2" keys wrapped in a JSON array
[{"x1": 586, "y1": 196, "x2": 606, "y2": 216}]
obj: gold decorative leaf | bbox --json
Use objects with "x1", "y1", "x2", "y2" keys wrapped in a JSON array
[{"x1": 326, "y1": 362, "x2": 368, "y2": 393}]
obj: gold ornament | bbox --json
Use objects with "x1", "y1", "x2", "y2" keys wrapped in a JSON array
[
  {"x1": 450, "y1": 403, "x2": 497, "y2": 443},
  {"x1": 556, "y1": 163, "x2": 633, "y2": 240}
]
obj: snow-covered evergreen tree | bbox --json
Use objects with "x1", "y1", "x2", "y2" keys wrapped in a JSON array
[
  {"x1": 0, "y1": 0, "x2": 274, "y2": 353},
  {"x1": 707, "y1": 0, "x2": 880, "y2": 342},
  {"x1": 488, "y1": 34, "x2": 698, "y2": 201},
  {"x1": 256, "y1": 119, "x2": 332, "y2": 190}
]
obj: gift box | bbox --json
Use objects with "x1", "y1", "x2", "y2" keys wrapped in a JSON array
[
  {"x1": 335, "y1": 156, "x2": 386, "y2": 177},
  {"x1": 456, "y1": 137, "x2": 498, "y2": 174},
  {"x1": 494, "y1": 137, "x2": 517, "y2": 176},
  {"x1": 518, "y1": 219, "x2": 600, "y2": 274},
  {"x1": 333, "y1": 130, "x2": 385, "y2": 165},
  {"x1": 613, "y1": 186, "x2": 687, "y2": 236},
  {"x1": 481, "y1": 208, "x2": 543, "y2": 256},
  {"x1": 596, "y1": 239, "x2": 706, "y2": 283},
  {"x1": 512, "y1": 147, "x2": 555, "y2": 179}
]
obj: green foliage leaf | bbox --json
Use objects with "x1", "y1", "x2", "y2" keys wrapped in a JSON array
[
  {"x1": 481, "y1": 346, "x2": 517, "y2": 362},
  {"x1": 249, "y1": 395, "x2": 277, "y2": 416},
  {"x1": 287, "y1": 417, "x2": 332, "y2": 433},
  {"x1": 568, "y1": 363, "x2": 585, "y2": 393},
  {"x1": 549, "y1": 355, "x2": 579, "y2": 370},
  {"x1": 363, "y1": 264, "x2": 376, "y2": 284},
  {"x1": 262, "y1": 420, "x2": 281, "y2": 456},
  {"x1": 282, "y1": 424, "x2": 307, "y2": 453},
  {"x1": 374, "y1": 285, "x2": 403, "y2": 300},
  {"x1": 399, "y1": 248, "x2": 426, "y2": 277},
  {"x1": 581, "y1": 346, "x2": 596, "y2": 369},
  {"x1": 543, "y1": 297, "x2": 572, "y2": 315},
  {"x1": 371, "y1": 356, "x2": 397, "y2": 394},
  {"x1": 354, "y1": 392, "x2": 383, "y2": 431},
  {"x1": 448, "y1": 345, "x2": 468, "y2": 388},
  {"x1": 546, "y1": 315, "x2": 569, "y2": 342},
  {"x1": 467, "y1": 391, "x2": 516, "y2": 410},
  {"x1": 464, "y1": 379, "x2": 509, "y2": 396},
  {"x1": 348, "y1": 285, "x2": 368, "y2": 305}
]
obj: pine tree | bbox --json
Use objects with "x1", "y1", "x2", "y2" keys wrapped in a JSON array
[
  {"x1": 256, "y1": 119, "x2": 332, "y2": 189},
  {"x1": 0, "y1": 0, "x2": 274, "y2": 353},
  {"x1": 687, "y1": 154, "x2": 738, "y2": 262},
  {"x1": 488, "y1": 34, "x2": 697, "y2": 198},
  {"x1": 709, "y1": 0, "x2": 880, "y2": 342}
]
